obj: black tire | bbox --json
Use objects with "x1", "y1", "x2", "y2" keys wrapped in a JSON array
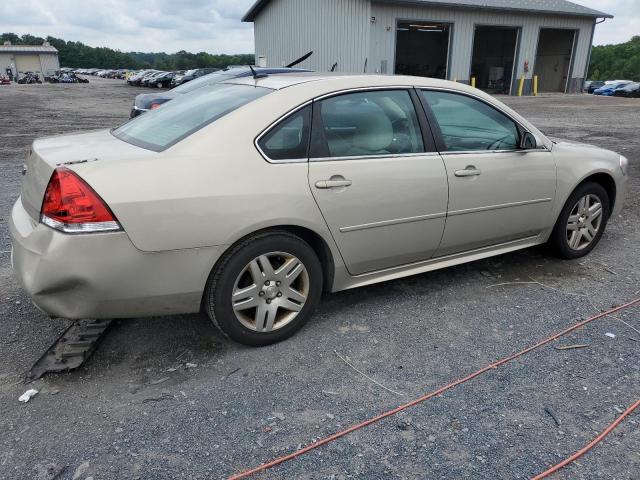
[
  {"x1": 549, "y1": 182, "x2": 610, "y2": 259},
  {"x1": 204, "y1": 231, "x2": 323, "y2": 346}
]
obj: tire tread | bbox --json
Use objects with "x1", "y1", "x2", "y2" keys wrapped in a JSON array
[{"x1": 204, "y1": 230, "x2": 320, "y2": 345}]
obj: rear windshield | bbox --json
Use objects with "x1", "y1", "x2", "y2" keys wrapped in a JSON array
[
  {"x1": 113, "y1": 84, "x2": 271, "y2": 151},
  {"x1": 173, "y1": 71, "x2": 240, "y2": 94}
]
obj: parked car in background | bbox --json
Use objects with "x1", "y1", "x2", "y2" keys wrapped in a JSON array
[
  {"x1": 44, "y1": 71, "x2": 89, "y2": 84},
  {"x1": 584, "y1": 80, "x2": 604, "y2": 93},
  {"x1": 605, "y1": 79, "x2": 633, "y2": 84},
  {"x1": 17, "y1": 72, "x2": 41, "y2": 84},
  {"x1": 150, "y1": 71, "x2": 177, "y2": 88},
  {"x1": 130, "y1": 66, "x2": 310, "y2": 117},
  {"x1": 10, "y1": 74, "x2": 628, "y2": 346},
  {"x1": 613, "y1": 82, "x2": 640, "y2": 98},
  {"x1": 128, "y1": 70, "x2": 156, "y2": 86},
  {"x1": 593, "y1": 81, "x2": 632, "y2": 96},
  {"x1": 171, "y1": 68, "x2": 219, "y2": 87},
  {"x1": 140, "y1": 71, "x2": 167, "y2": 88}
]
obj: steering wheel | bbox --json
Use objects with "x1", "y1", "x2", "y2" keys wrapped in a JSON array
[
  {"x1": 392, "y1": 118, "x2": 409, "y2": 134},
  {"x1": 486, "y1": 135, "x2": 513, "y2": 151}
]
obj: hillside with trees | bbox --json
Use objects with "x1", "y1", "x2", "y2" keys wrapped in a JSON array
[
  {"x1": 0, "y1": 33, "x2": 254, "y2": 70},
  {"x1": 588, "y1": 36, "x2": 640, "y2": 81}
]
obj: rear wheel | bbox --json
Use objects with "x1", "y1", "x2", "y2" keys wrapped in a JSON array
[
  {"x1": 549, "y1": 182, "x2": 610, "y2": 259},
  {"x1": 204, "y1": 231, "x2": 323, "y2": 346}
]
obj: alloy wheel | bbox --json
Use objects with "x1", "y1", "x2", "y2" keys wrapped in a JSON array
[
  {"x1": 566, "y1": 194, "x2": 603, "y2": 251},
  {"x1": 231, "y1": 252, "x2": 309, "y2": 332}
]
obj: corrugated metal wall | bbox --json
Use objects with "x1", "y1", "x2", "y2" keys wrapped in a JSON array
[
  {"x1": 39, "y1": 53, "x2": 60, "y2": 74},
  {"x1": 0, "y1": 53, "x2": 14, "y2": 73},
  {"x1": 254, "y1": 0, "x2": 371, "y2": 72},
  {"x1": 370, "y1": 2, "x2": 594, "y2": 91},
  {"x1": 253, "y1": 0, "x2": 595, "y2": 92}
]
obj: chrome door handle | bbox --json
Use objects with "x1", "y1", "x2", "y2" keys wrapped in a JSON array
[
  {"x1": 315, "y1": 179, "x2": 353, "y2": 189},
  {"x1": 454, "y1": 166, "x2": 482, "y2": 177}
]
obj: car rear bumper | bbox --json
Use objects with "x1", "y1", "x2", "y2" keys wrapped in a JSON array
[{"x1": 9, "y1": 197, "x2": 224, "y2": 319}]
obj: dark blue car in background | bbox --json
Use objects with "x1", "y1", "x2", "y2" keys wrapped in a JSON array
[
  {"x1": 130, "y1": 66, "x2": 310, "y2": 117},
  {"x1": 593, "y1": 81, "x2": 633, "y2": 96}
]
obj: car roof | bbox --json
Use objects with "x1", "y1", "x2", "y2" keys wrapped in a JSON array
[{"x1": 223, "y1": 72, "x2": 479, "y2": 93}]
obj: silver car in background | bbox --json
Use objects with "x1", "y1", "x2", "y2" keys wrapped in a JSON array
[{"x1": 10, "y1": 74, "x2": 628, "y2": 346}]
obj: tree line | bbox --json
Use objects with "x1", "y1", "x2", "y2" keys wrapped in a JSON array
[
  {"x1": 587, "y1": 35, "x2": 640, "y2": 81},
  {"x1": 0, "y1": 33, "x2": 254, "y2": 70}
]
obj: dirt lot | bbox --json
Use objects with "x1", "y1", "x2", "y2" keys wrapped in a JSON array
[{"x1": 0, "y1": 78, "x2": 639, "y2": 480}]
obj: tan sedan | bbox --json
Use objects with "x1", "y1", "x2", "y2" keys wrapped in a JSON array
[{"x1": 10, "y1": 74, "x2": 628, "y2": 346}]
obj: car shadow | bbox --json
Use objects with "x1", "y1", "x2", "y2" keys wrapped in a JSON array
[{"x1": 55, "y1": 242, "x2": 595, "y2": 384}]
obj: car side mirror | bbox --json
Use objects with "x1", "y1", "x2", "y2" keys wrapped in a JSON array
[{"x1": 520, "y1": 132, "x2": 537, "y2": 150}]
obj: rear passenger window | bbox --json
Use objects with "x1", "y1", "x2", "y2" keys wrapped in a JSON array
[
  {"x1": 258, "y1": 105, "x2": 311, "y2": 161},
  {"x1": 315, "y1": 90, "x2": 424, "y2": 158}
]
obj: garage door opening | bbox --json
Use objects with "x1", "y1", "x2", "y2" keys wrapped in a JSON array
[
  {"x1": 470, "y1": 26, "x2": 519, "y2": 95},
  {"x1": 534, "y1": 29, "x2": 576, "y2": 92},
  {"x1": 395, "y1": 21, "x2": 450, "y2": 79},
  {"x1": 15, "y1": 55, "x2": 43, "y2": 78}
]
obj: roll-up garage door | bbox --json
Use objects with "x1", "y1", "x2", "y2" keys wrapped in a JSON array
[{"x1": 15, "y1": 55, "x2": 43, "y2": 76}]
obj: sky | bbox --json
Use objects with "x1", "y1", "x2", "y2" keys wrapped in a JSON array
[
  {"x1": 0, "y1": 0, "x2": 637, "y2": 54},
  {"x1": 579, "y1": 0, "x2": 639, "y2": 45}
]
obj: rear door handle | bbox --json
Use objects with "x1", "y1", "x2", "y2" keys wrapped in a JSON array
[
  {"x1": 315, "y1": 179, "x2": 353, "y2": 189},
  {"x1": 454, "y1": 166, "x2": 482, "y2": 177}
]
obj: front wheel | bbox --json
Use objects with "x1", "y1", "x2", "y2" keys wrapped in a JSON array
[
  {"x1": 204, "y1": 232, "x2": 323, "y2": 346},
  {"x1": 549, "y1": 182, "x2": 610, "y2": 259}
]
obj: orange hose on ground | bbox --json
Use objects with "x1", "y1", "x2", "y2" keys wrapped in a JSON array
[
  {"x1": 228, "y1": 297, "x2": 640, "y2": 480},
  {"x1": 531, "y1": 397, "x2": 640, "y2": 479}
]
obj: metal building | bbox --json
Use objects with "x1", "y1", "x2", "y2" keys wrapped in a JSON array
[
  {"x1": 243, "y1": 0, "x2": 612, "y2": 94},
  {"x1": 0, "y1": 42, "x2": 60, "y2": 81}
]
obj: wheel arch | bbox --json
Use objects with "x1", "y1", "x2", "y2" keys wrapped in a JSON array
[
  {"x1": 549, "y1": 169, "x2": 618, "y2": 243},
  {"x1": 575, "y1": 172, "x2": 617, "y2": 213},
  {"x1": 203, "y1": 225, "x2": 336, "y2": 311}
]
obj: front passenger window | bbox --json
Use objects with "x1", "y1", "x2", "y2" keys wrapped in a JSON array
[{"x1": 421, "y1": 90, "x2": 520, "y2": 152}]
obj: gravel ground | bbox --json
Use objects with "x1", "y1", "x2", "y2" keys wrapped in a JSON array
[{"x1": 0, "y1": 78, "x2": 639, "y2": 480}]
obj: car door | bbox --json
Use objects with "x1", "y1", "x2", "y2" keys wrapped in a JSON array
[
  {"x1": 419, "y1": 89, "x2": 557, "y2": 257},
  {"x1": 308, "y1": 89, "x2": 449, "y2": 276}
]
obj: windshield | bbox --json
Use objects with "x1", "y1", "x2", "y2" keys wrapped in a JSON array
[
  {"x1": 113, "y1": 84, "x2": 271, "y2": 151},
  {"x1": 173, "y1": 71, "x2": 239, "y2": 94},
  {"x1": 184, "y1": 69, "x2": 197, "y2": 76}
]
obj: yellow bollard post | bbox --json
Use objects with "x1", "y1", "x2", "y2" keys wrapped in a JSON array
[
  {"x1": 471, "y1": 77, "x2": 476, "y2": 88},
  {"x1": 518, "y1": 74, "x2": 525, "y2": 97},
  {"x1": 533, "y1": 75, "x2": 539, "y2": 96}
]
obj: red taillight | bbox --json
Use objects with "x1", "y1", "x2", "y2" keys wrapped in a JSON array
[
  {"x1": 41, "y1": 167, "x2": 121, "y2": 233},
  {"x1": 150, "y1": 103, "x2": 162, "y2": 110}
]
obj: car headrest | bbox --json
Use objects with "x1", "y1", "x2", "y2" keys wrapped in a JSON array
[{"x1": 351, "y1": 106, "x2": 393, "y2": 152}]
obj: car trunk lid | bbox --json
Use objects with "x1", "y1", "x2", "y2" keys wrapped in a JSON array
[{"x1": 20, "y1": 129, "x2": 152, "y2": 221}]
